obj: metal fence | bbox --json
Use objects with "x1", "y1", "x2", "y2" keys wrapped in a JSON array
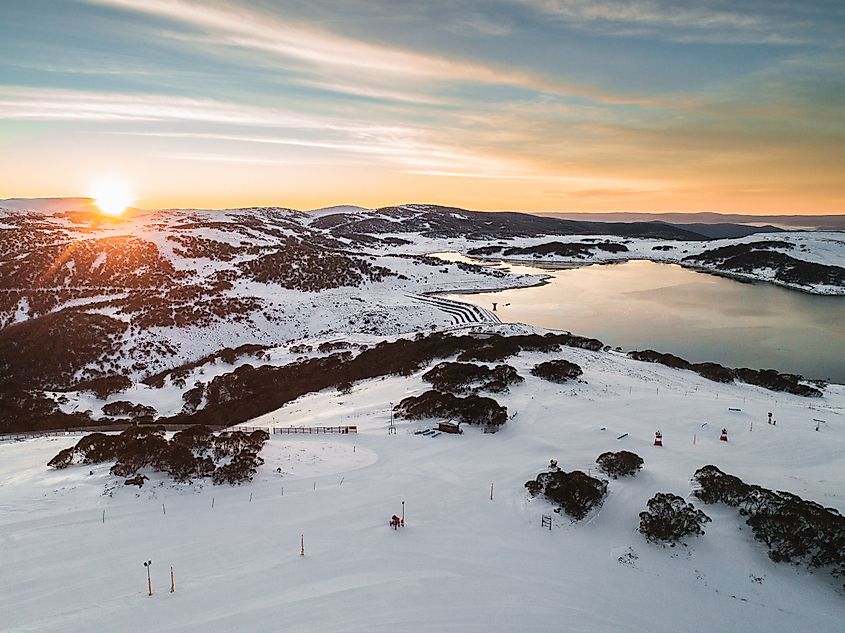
[
  {"x1": 2, "y1": 423, "x2": 358, "y2": 442},
  {"x1": 271, "y1": 425, "x2": 357, "y2": 435}
]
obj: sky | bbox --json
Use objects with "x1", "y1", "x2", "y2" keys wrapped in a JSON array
[{"x1": 0, "y1": 0, "x2": 843, "y2": 214}]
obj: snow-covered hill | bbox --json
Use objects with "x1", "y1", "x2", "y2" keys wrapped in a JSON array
[
  {"x1": 2, "y1": 325, "x2": 843, "y2": 632},
  {"x1": 1, "y1": 201, "x2": 843, "y2": 435}
]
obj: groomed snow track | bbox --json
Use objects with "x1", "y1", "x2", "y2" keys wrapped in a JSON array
[{"x1": 407, "y1": 293, "x2": 501, "y2": 325}]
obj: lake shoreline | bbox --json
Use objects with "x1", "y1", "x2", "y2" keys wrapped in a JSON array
[
  {"x1": 432, "y1": 254, "x2": 845, "y2": 385},
  {"x1": 460, "y1": 254, "x2": 845, "y2": 296}
]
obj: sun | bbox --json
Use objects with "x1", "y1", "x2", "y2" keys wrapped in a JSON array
[{"x1": 89, "y1": 176, "x2": 135, "y2": 217}]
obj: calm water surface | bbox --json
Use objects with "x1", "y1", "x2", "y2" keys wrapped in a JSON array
[{"x1": 438, "y1": 255, "x2": 845, "y2": 383}]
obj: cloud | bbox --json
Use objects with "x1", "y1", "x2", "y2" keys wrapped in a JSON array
[
  {"x1": 520, "y1": 0, "x2": 825, "y2": 45},
  {"x1": 81, "y1": 0, "x2": 655, "y2": 105},
  {"x1": 0, "y1": 86, "x2": 363, "y2": 130}
]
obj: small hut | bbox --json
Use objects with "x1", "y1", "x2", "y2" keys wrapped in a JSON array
[{"x1": 438, "y1": 420, "x2": 462, "y2": 434}]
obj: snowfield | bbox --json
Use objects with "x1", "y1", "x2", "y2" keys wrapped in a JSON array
[{"x1": 3, "y1": 328, "x2": 844, "y2": 633}]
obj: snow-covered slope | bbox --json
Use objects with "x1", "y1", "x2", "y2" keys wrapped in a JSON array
[
  {"x1": 0, "y1": 206, "x2": 537, "y2": 393},
  {"x1": 2, "y1": 202, "x2": 842, "y2": 435},
  {"x1": 2, "y1": 326, "x2": 843, "y2": 632}
]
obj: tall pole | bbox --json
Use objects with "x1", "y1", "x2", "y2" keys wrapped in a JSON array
[
  {"x1": 300, "y1": 534, "x2": 305, "y2": 557},
  {"x1": 401, "y1": 500, "x2": 405, "y2": 525},
  {"x1": 170, "y1": 566, "x2": 174, "y2": 593},
  {"x1": 143, "y1": 561, "x2": 152, "y2": 596}
]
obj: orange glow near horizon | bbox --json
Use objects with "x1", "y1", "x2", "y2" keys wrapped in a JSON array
[
  {"x1": 89, "y1": 176, "x2": 135, "y2": 217},
  {"x1": 2, "y1": 2, "x2": 843, "y2": 217}
]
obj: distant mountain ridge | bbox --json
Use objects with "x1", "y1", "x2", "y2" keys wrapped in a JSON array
[
  {"x1": 3, "y1": 198, "x2": 828, "y2": 234},
  {"x1": 543, "y1": 211, "x2": 845, "y2": 231}
]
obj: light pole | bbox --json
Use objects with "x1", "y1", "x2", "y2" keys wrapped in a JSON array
[{"x1": 143, "y1": 560, "x2": 153, "y2": 596}]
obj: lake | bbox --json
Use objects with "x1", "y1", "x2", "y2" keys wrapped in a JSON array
[{"x1": 437, "y1": 255, "x2": 845, "y2": 384}]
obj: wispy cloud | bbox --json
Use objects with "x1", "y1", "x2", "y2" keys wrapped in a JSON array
[
  {"x1": 0, "y1": 87, "x2": 361, "y2": 130},
  {"x1": 520, "y1": 0, "x2": 821, "y2": 45},
  {"x1": 82, "y1": 0, "x2": 655, "y2": 105}
]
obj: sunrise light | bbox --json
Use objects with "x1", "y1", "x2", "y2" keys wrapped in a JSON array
[{"x1": 89, "y1": 176, "x2": 135, "y2": 217}]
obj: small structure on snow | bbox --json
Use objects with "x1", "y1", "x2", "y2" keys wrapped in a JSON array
[{"x1": 438, "y1": 420, "x2": 462, "y2": 434}]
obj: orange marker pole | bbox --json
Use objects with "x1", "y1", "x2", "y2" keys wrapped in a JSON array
[
  {"x1": 300, "y1": 534, "x2": 304, "y2": 557},
  {"x1": 170, "y1": 566, "x2": 174, "y2": 593}
]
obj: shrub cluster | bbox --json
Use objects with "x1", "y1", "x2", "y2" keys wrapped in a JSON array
[
  {"x1": 638, "y1": 492, "x2": 711, "y2": 543},
  {"x1": 47, "y1": 425, "x2": 269, "y2": 486},
  {"x1": 684, "y1": 244, "x2": 845, "y2": 288},
  {"x1": 525, "y1": 469, "x2": 608, "y2": 520},
  {"x1": 468, "y1": 241, "x2": 628, "y2": 259},
  {"x1": 596, "y1": 451, "x2": 644, "y2": 478},
  {"x1": 456, "y1": 333, "x2": 602, "y2": 363},
  {"x1": 628, "y1": 350, "x2": 822, "y2": 397},
  {"x1": 530, "y1": 359, "x2": 583, "y2": 383},
  {"x1": 158, "y1": 331, "x2": 601, "y2": 429},
  {"x1": 693, "y1": 465, "x2": 845, "y2": 585},
  {"x1": 421, "y1": 361, "x2": 523, "y2": 394},
  {"x1": 393, "y1": 390, "x2": 508, "y2": 432}
]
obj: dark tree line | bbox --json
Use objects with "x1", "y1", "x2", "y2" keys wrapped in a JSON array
[
  {"x1": 694, "y1": 465, "x2": 845, "y2": 586},
  {"x1": 422, "y1": 361, "x2": 523, "y2": 394},
  {"x1": 47, "y1": 425, "x2": 269, "y2": 485},
  {"x1": 628, "y1": 350, "x2": 823, "y2": 397},
  {"x1": 394, "y1": 390, "x2": 508, "y2": 432}
]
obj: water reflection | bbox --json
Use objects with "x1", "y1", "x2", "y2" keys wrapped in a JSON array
[{"x1": 437, "y1": 256, "x2": 845, "y2": 383}]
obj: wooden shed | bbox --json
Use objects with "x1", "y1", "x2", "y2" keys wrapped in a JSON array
[{"x1": 438, "y1": 420, "x2": 462, "y2": 434}]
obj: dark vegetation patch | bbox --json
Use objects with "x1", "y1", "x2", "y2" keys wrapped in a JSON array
[
  {"x1": 693, "y1": 465, "x2": 845, "y2": 587},
  {"x1": 627, "y1": 349, "x2": 822, "y2": 396},
  {"x1": 596, "y1": 451, "x2": 644, "y2": 478},
  {"x1": 684, "y1": 243, "x2": 845, "y2": 288},
  {"x1": 457, "y1": 332, "x2": 601, "y2": 363},
  {"x1": 71, "y1": 374, "x2": 133, "y2": 399},
  {"x1": 167, "y1": 235, "x2": 240, "y2": 261},
  {"x1": 157, "y1": 332, "x2": 601, "y2": 431},
  {"x1": 530, "y1": 359, "x2": 584, "y2": 383},
  {"x1": 143, "y1": 344, "x2": 270, "y2": 388},
  {"x1": 0, "y1": 235, "x2": 183, "y2": 291},
  {"x1": 421, "y1": 361, "x2": 523, "y2": 394},
  {"x1": 394, "y1": 390, "x2": 508, "y2": 432},
  {"x1": 101, "y1": 401, "x2": 157, "y2": 420},
  {"x1": 468, "y1": 241, "x2": 628, "y2": 258},
  {"x1": 0, "y1": 388, "x2": 93, "y2": 434},
  {"x1": 0, "y1": 311, "x2": 127, "y2": 389},
  {"x1": 181, "y1": 382, "x2": 205, "y2": 415},
  {"x1": 47, "y1": 425, "x2": 268, "y2": 485},
  {"x1": 117, "y1": 287, "x2": 261, "y2": 330},
  {"x1": 240, "y1": 237, "x2": 394, "y2": 291},
  {"x1": 525, "y1": 469, "x2": 608, "y2": 520},
  {"x1": 638, "y1": 492, "x2": 711, "y2": 543},
  {"x1": 317, "y1": 341, "x2": 356, "y2": 353},
  {"x1": 382, "y1": 237, "x2": 412, "y2": 246}
]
